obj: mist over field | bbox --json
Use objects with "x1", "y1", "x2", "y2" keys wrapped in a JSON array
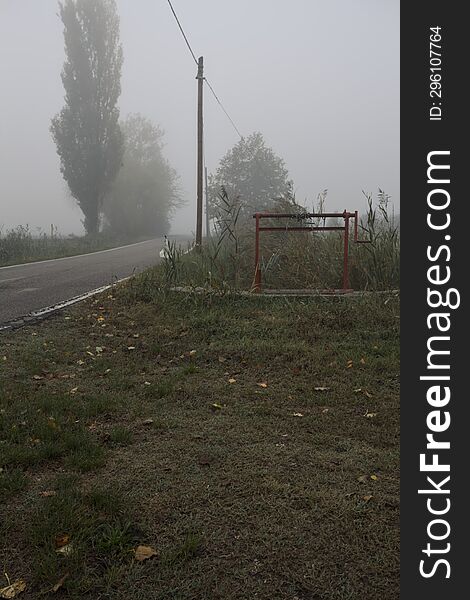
[{"x1": 0, "y1": 0, "x2": 399, "y2": 236}]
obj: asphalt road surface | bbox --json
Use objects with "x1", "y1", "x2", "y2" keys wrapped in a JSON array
[{"x1": 0, "y1": 238, "x2": 169, "y2": 324}]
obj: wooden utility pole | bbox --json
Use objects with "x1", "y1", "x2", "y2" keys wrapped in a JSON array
[
  {"x1": 196, "y1": 56, "x2": 204, "y2": 246},
  {"x1": 205, "y1": 166, "x2": 210, "y2": 239}
]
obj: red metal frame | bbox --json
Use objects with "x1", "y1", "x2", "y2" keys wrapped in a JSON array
[{"x1": 253, "y1": 210, "x2": 368, "y2": 293}]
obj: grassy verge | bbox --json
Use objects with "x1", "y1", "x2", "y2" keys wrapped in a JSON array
[
  {"x1": 164, "y1": 191, "x2": 399, "y2": 292},
  {"x1": 0, "y1": 279, "x2": 399, "y2": 599},
  {"x1": 0, "y1": 226, "x2": 152, "y2": 267}
]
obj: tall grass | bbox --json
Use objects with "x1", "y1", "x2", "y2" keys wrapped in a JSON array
[
  {"x1": 159, "y1": 189, "x2": 399, "y2": 292},
  {"x1": 0, "y1": 225, "x2": 134, "y2": 267}
]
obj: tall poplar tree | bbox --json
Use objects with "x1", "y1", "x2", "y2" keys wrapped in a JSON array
[{"x1": 51, "y1": 0, "x2": 123, "y2": 234}]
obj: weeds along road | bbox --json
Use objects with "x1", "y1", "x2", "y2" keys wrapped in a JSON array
[{"x1": 0, "y1": 238, "x2": 170, "y2": 324}]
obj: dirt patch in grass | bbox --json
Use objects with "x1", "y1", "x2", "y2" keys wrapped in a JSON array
[{"x1": 0, "y1": 286, "x2": 399, "y2": 599}]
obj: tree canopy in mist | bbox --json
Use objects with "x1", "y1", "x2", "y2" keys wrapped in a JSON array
[
  {"x1": 208, "y1": 132, "x2": 293, "y2": 221},
  {"x1": 50, "y1": 0, "x2": 123, "y2": 235},
  {"x1": 103, "y1": 114, "x2": 181, "y2": 238}
]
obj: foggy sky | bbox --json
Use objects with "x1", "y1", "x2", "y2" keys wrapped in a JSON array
[{"x1": 0, "y1": 0, "x2": 399, "y2": 235}]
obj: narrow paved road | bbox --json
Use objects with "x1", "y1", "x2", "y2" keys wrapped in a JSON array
[{"x1": 0, "y1": 238, "x2": 169, "y2": 323}]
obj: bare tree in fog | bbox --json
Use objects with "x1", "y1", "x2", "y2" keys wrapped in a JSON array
[{"x1": 50, "y1": 0, "x2": 123, "y2": 235}]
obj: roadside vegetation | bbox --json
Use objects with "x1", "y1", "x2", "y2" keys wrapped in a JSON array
[
  {"x1": 162, "y1": 189, "x2": 399, "y2": 292},
  {"x1": 0, "y1": 226, "x2": 147, "y2": 268},
  {"x1": 0, "y1": 278, "x2": 399, "y2": 599}
]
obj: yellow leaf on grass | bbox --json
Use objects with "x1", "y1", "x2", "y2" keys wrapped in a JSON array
[
  {"x1": 0, "y1": 579, "x2": 26, "y2": 599},
  {"x1": 134, "y1": 545, "x2": 158, "y2": 562},
  {"x1": 370, "y1": 474, "x2": 378, "y2": 481},
  {"x1": 257, "y1": 382, "x2": 268, "y2": 388},
  {"x1": 228, "y1": 378, "x2": 236, "y2": 384},
  {"x1": 211, "y1": 403, "x2": 224, "y2": 411}
]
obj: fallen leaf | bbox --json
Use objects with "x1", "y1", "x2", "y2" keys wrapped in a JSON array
[
  {"x1": 142, "y1": 418, "x2": 154, "y2": 425},
  {"x1": 346, "y1": 360, "x2": 353, "y2": 369},
  {"x1": 33, "y1": 375, "x2": 43, "y2": 381},
  {"x1": 218, "y1": 356, "x2": 226, "y2": 363},
  {"x1": 257, "y1": 382, "x2": 268, "y2": 388},
  {"x1": 95, "y1": 346, "x2": 103, "y2": 354},
  {"x1": 322, "y1": 408, "x2": 329, "y2": 413},
  {"x1": 363, "y1": 495, "x2": 373, "y2": 503},
  {"x1": 314, "y1": 387, "x2": 330, "y2": 392},
  {"x1": 55, "y1": 543, "x2": 73, "y2": 556},
  {"x1": 50, "y1": 573, "x2": 69, "y2": 593},
  {"x1": 228, "y1": 378, "x2": 236, "y2": 384},
  {"x1": 198, "y1": 454, "x2": 214, "y2": 466},
  {"x1": 211, "y1": 403, "x2": 224, "y2": 411},
  {"x1": 97, "y1": 316, "x2": 105, "y2": 323},
  {"x1": 134, "y1": 545, "x2": 158, "y2": 562},
  {"x1": 69, "y1": 387, "x2": 78, "y2": 395},
  {"x1": 55, "y1": 534, "x2": 70, "y2": 548},
  {"x1": 291, "y1": 412, "x2": 304, "y2": 417},
  {"x1": 357, "y1": 475, "x2": 367, "y2": 484},
  {"x1": 39, "y1": 490, "x2": 56, "y2": 498},
  {"x1": 365, "y1": 412, "x2": 377, "y2": 418},
  {"x1": 127, "y1": 346, "x2": 136, "y2": 351},
  {"x1": 189, "y1": 350, "x2": 197, "y2": 356},
  {"x1": 360, "y1": 358, "x2": 366, "y2": 365},
  {"x1": 370, "y1": 474, "x2": 378, "y2": 481},
  {"x1": 0, "y1": 579, "x2": 26, "y2": 599}
]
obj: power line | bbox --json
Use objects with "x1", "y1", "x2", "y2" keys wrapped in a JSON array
[
  {"x1": 205, "y1": 78, "x2": 244, "y2": 140},
  {"x1": 166, "y1": 0, "x2": 243, "y2": 140},
  {"x1": 166, "y1": 0, "x2": 198, "y2": 65}
]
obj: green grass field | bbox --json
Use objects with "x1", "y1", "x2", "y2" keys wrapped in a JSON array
[{"x1": 0, "y1": 281, "x2": 399, "y2": 599}]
